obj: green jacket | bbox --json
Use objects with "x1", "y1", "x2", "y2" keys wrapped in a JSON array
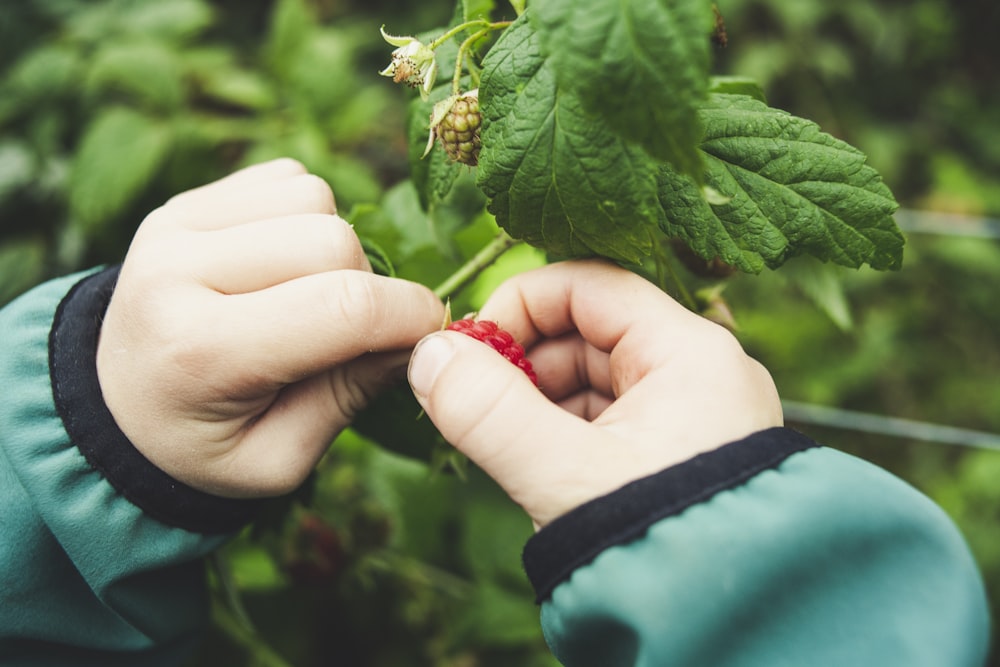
[{"x1": 0, "y1": 269, "x2": 992, "y2": 665}]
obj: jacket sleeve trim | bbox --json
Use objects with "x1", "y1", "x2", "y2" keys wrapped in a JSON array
[
  {"x1": 49, "y1": 267, "x2": 261, "y2": 534},
  {"x1": 522, "y1": 427, "x2": 820, "y2": 603}
]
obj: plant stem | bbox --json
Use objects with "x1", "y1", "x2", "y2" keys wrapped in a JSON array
[
  {"x1": 428, "y1": 20, "x2": 510, "y2": 51},
  {"x1": 452, "y1": 28, "x2": 491, "y2": 94},
  {"x1": 433, "y1": 229, "x2": 521, "y2": 300}
]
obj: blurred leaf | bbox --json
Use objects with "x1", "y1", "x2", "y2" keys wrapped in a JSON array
[
  {"x1": 69, "y1": 107, "x2": 171, "y2": 232},
  {"x1": 285, "y1": 28, "x2": 359, "y2": 117},
  {"x1": 223, "y1": 542, "x2": 286, "y2": 592},
  {"x1": 0, "y1": 238, "x2": 46, "y2": 305},
  {"x1": 65, "y1": 0, "x2": 211, "y2": 43},
  {"x1": 464, "y1": 0, "x2": 496, "y2": 21},
  {"x1": 182, "y1": 47, "x2": 278, "y2": 111},
  {"x1": 84, "y1": 41, "x2": 185, "y2": 111},
  {"x1": 452, "y1": 582, "x2": 541, "y2": 648},
  {"x1": 0, "y1": 141, "x2": 36, "y2": 205},
  {"x1": 0, "y1": 44, "x2": 81, "y2": 121},
  {"x1": 709, "y1": 75, "x2": 767, "y2": 102},
  {"x1": 459, "y1": 470, "x2": 533, "y2": 585},
  {"x1": 266, "y1": 0, "x2": 316, "y2": 79},
  {"x1": 115, "y1": 0, "x2": 213, "y2": 41},
  {"x1": 785, "y1": 259, "x2": 854, "y2": 331}
]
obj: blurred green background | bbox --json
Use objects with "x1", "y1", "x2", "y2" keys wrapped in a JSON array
[{"x1": 1, "y1": 0, "x2": 997, "y2": 664}]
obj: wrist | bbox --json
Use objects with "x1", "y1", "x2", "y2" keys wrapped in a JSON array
[{"x1": 52, "y1": 267, "x2": 260, "y2": 533}]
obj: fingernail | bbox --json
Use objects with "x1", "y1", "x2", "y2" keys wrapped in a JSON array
[{"x1": 408, "y1": 334, "x2": 454, "y2": 398}]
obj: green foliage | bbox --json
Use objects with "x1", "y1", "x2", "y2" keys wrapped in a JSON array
[
  {"x1": 477, "y1": 15, "x2": 660, "y2": 263},
  {"x1": 659, "y1": 93, "x2": 902, "y2": 273},
  {"x1": 471, "y1": 8, "x2": 901, "y2": 272},
  {"x1": 2, "y1": 0, "x2": 998, "y2": 664},
  {"x1": 531, "y1": 0, "x2": 713, "y2": 177}
]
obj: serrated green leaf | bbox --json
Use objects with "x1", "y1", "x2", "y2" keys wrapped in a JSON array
[
  {"x1": 658, "y1": 94, "x2": 903, "y2": 272},
  {"x1": 69, "y1": 107, "x2": 171, "y2": 232},
  {"x1": 477, "y1": 16, "x2": 659, "y2": 263},
  {"x1": 531, "y1": 0, "x2": 713, "y2": 177}
]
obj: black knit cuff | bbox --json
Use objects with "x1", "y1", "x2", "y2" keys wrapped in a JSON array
[
  {"x1": 522, "y1": 427, "x2": 819, "y2": 602},
  {"x1": 49, "y1": 267, "x2": 261, "y2": 534}
]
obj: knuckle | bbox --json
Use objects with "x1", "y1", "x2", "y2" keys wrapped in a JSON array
[{"x1": 295, "y1": 173, "x2": 337, "y2": 213}]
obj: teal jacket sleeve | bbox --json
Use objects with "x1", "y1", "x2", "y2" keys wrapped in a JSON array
[
  {"x1": 523, "y1": 428, "x2": 991, "y2": 666},
  {"x1": 0, "y1": 269, "x2": 260, "y2": 666}
]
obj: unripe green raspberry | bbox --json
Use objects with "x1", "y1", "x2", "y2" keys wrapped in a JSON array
[{"x1": 431, "y1": 90, "x2": 482, "y2": 166}]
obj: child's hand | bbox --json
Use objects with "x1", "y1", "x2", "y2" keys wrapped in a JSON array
[
  {"x1": 408, "y1": 260, "x2": 783, "y2": 528},
  {"x1": 96, "y1": 159, "x2": 444, "y2": 498}
]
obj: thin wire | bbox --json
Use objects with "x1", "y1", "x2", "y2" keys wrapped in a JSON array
[
  {"x1": 782, "y1": 400, "x2": 1000, "y2": 451},
  {"x1": 895, "y1": 209, "x2": 1000, "y2": 239}
]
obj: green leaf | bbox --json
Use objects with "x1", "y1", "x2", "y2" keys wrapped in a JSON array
[
  {"x1": 69, "y1": 107, "x2": 171, "y2": 232},
  {"x1": 463, "y1": 0, "x2": 495, "y2": 21},
  {"x1": 477, "y1": 16, "x2": 659, "y2": 263},
  {"x1": 531, "y1": 0, "x2": 713, "y2": 177},
  {"x1": 359, "y1": 236, "x2": 396, "y2": 277},
  {"x1": 709, "y1": 75, "x2": 767, "y2": 103},
  {"x1": 84, "y1": 41, "x2": 185, "y2": 111},
  {"x1": 783, "y1": 259, "x2": 854, "y2": 331},
  {"x1": 0, "y1": 238, "x2": 46, "y2": 307},
  {"x1": 658, "y1": 94, "x2": 903, "y2": 272},
  {"x1": 115, "y1": 0, "x2": 213, "y2": 41},
  {"x1": 0, "y1": 45, "x2": 80, "y2": 123},
  {"x1": 266, "y1": 0, "x2": 316, "y2": 78}
]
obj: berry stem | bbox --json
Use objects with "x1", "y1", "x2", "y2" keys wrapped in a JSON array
[
  {"x1": 433, "y1": 229, "x2": 521, "y2": 300},
  {"x1": 452, "y1": 28, "x2": 491, "y2": 94},
  {"x1": 428, "y1": 20, "x2": 510, "y2": 51}
]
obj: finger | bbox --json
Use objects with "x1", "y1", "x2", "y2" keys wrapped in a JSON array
[
  {"x1": 206, "y1": 272, "x2": 445, "y2": 386},
  {"x1": 164, "y1": 172, "x2": 337, "y2": 231},
  {"x1": 408, "y1": 331, "x2": 627, "y2": 526},
  {"x1": 478, "y1": 259, "x2": 700, "y2": 353},
  {"x1": 166, "y1": 158, "x2": 308, "y2": 209},
  {"x1": 479, "y1": 260, "x2": 711, "y2": 394},
  {"x1": 185, "y1": 214, "x2": 369, "y2": 294},
  {"x1": 204, "y1": 351, "x2": 411, "y2": 498},
  {"x1": 528, "y1": 333, "x2": 614, "y2": 402}
]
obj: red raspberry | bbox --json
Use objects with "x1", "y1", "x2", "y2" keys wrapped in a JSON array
[{"x1": 446, "y1": 318, "x2": 538, "y2": 386}]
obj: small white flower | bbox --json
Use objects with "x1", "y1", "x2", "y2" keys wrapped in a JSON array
[{"x1": 379, "y1": 26, "x2": 438, "y2": 99}]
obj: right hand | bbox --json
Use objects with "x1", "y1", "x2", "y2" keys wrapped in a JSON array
[{"x1": 407, "y1": 260, "x2": 783, "y2": 529}]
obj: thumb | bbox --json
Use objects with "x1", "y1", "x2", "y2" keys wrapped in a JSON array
[{"x1": 408, "y1": 331, "x2": 608, "y2": 525}]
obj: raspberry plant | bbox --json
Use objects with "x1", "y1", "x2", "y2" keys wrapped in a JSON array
[
  {"x1": 354, "y1": 0, "x2": 905, "y2": 461},
  {"x1": 371, "y1": 0, "x2": 902, "y2": 300}
]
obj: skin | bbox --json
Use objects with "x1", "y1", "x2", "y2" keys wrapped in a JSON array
[
  {"x1": 96, "y1": 159, "x2": 445, "y2": 498},
  {"x1": 96, "y1": 160, "x2": 781, "y2": 528},
  {"x1": 408, "y1": 260, "x2": 784, "y2": 529}
]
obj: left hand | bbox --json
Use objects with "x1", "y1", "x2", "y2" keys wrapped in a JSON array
[{"x1": 97, "y1": 159, "x2": 445, "y2": 498}]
